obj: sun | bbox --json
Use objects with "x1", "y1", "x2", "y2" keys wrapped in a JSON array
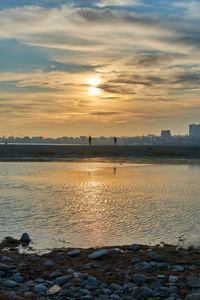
[
  {"x1": 88, "y1": 78, "x2": 100, "y2": 87},
  {"x1": 87, "y1": 77, "x2": 101, "y2": 96}
]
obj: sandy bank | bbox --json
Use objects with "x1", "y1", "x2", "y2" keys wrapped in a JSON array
[{"x1": 1, "y1": 144, "x2": 200, "y2": 161}]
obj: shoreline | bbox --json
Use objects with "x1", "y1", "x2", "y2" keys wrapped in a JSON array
[
  {"x1": 0, "y1": 240, "x2": 200, "y2": 299},
  {"x1": 1, "y1": 144, "x2": 200, "y2": 161}
]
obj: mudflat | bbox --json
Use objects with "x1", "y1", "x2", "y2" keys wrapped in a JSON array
[{"x1": 1, "y1": 144, "x2": 200, "y2": 161}]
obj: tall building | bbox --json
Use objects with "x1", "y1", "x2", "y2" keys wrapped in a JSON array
[
  {"x1": 161, "y1": 130, "x2": 171, "y2": 141},
  {"x1": 189, "y1": 124, "x2": 200, "y2": 136}
]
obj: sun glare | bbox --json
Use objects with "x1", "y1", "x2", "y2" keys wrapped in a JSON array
[
  {"x1": 88, "y1": 78, "x2": 100, "y2": 87},
  {"x1": 87, "y1": 77, "x2": 101, "y2": 96}
]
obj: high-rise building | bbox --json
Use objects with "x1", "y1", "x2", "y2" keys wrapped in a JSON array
[
  {"x1": 189, "y1": 124, "x2": 200, "y2": 136},
  {"x1": 161, "y1": 130, "x2": 171, "y2": 141}
]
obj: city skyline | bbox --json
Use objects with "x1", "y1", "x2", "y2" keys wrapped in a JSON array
[{"x1": 1, "y1": 1, "x2": 200, "y2": 137}]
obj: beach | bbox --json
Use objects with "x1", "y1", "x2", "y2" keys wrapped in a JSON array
[
  {"x1": 1, "y1": 144, "x2": 200, "y2": 161},
  {"x1": 0, "y1": 238, "x2": 200, "y2": 299}
]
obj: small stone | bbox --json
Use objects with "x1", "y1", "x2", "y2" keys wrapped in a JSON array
[
  {"x1": 0, "y1": 270, "x2": 5, "y2": 277},
  {"x1": 83, "y1": 276, "x2": 101, "y2": 287},
  {"x1": 46, "y1": 284, "x2": 60, "y2": 295},
  {"x1": 10, "y1": 274, "x2": 24, "y2": 283},
  {"x1": 35, "y1": 278, "x2": 44, "y2": 283},
  {"x1": 50, "y1": 269, "x2": 62, "y2": 278},
  {"x1": 174, "y1": 265, "x2": 184, "y2": 272},
  {"x1": 33, "y1": 284, "x2": 47, "y2": 293},
  {"x1": 88, "y1": 249, "x2": 108, "y2": 259},
  {"x1": 3, "y1": 280, "x2": 18, "y2": 288},
  {"x1": 169, "y1": 276, "x2": 178, "y2": 283},
  {"x1": 24, "y1": 292, "x2": 34, "y2": 298},
  {"x1": 67, "y1": 249, "x2": 80, "y2": 257},
  {"x1": 128, "y1": 244, "x2": 140, "y2": 251},
  {"x1": 131, "y1": 257, "x2": 140, "y2": 263},
  {"x1": 55, "y1": 274, "x2": 73, "y2": 285},
  {"x1": 43, "y1": 260, "x2": 54, "y2": 266},
  {"x1": 132, "y1": 273, "x2": 150, "y2": 284},
  {"x1": 149, "y1": 252, "x2": 163, "y2": 262},
  {"x1": 157, "y1": 275, "x2": 165, "y2": 279},
  {"x1": 2, "y1": 256, "x2": 11, "y2": 262},
  {"x1": 109, "y1": 283, "x2": 122, "y2": 290},
  {"x1": 185, "y1": 293, "x2": 200, "y2": 300},
  {"x1": 109, "y1": 248, "x2": 122, "y2": 254},
  {"x1": 20, "y1": 233, "x2": 31, "y2": 243},
  {"x1": 0, "y1": 263, "x2": 12, "y2": 271}
]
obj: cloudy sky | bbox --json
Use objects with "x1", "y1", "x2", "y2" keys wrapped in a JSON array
[{"x1": 0, "y1": 0, "x2": 200, "y2": 137}]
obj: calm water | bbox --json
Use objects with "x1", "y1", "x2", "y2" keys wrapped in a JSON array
[{"x1": 0, "y1": 161, "x2": 200, "y2": 251}]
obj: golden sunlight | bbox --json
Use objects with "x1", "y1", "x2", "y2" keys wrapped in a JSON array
[
  {"x1": 87, "y1": 77, "x2": 101, "y2": 96},
  {"x1": 88, "y1": 78, "x2": 101, "y2": 86}
]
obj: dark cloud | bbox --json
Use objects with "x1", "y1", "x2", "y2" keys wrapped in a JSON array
[{"x1": 90, "y1": 111, "x2": 120, "y2": 116}]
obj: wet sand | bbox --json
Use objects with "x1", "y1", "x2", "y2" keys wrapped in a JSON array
[{"x1": 0, "y1": 144, "x2": 200, "y2": 161}]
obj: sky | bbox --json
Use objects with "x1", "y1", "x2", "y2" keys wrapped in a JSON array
[{"x1": 0, "y1": 0, "x2": 200, "y2": 137}]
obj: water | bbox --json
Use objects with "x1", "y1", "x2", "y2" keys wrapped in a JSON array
[{"x1": 0, "y1": 160, "x2": 200, "y2": 251}]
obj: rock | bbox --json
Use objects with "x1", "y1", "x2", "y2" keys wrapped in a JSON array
[
  {"x1": 83, "y1": 276, "x2": 101, "y2": 287},
  {"x1": 108, "y1": 248, "x2": 122, "y2": 254},
  {"x1": 35, "y1": 278, "x2": 44, "y2": 283},
  {"x1": 3, "y1": 280, "x2": 18, "y2": 288},
  {"x1": 10, "y1": 274, "x2": 24, "y2": 283},
  {"x1": 43, "y1": 260, "x2": 54, "y2": 266},
  {"x1": 3, "y1": 236, "x2": 20, "y2": 245},
  {"x1": 149, "y1": 251, "x2": 163, "y2": 262},
  {"x1": 0, "y1": 263, "x2": 12, "y2": 271},
  {"x1": 132, "y1": 273, "x2": 150, "y2": 285},
  {"x1": 131, "y1": 257, "x2": 140, "y2": 263},
  {"x1": 157, "y1": 275, "x2": 165, "y2": 279},
  {"x1": 33, "y1": 284, "x2": 47, "y2": 293},
  {"x1": 24, "y1": 292, "x2": 34, "y2": 298},
  {"x1": 67, "y1": 249, "x2": 80, "y2": 257},
  {"x1": 46, "y1": 284, "x2": 60, "y2": 295},
  {"x1": 128, "y1": 244, "x2": 140, "y2": 251},
  {"x1": 169, "y1": 276, "x2": 178, "y2": 283},
  {"x1": 55, "y1": 274, "x2": 73, "y2": 285},
  {"x1": 0, "y1": 270, "x2": 5, "y2": 277},
  {"x1": 88, "y1": 249, "x2": 108, "y2": 259},
  {"x1": 50, "y1": 269, "x2": 62, "y2": 278},
  {"x1": 20, "y1": 233, "x2": 31, "y2": 243},
  {"x1": 2, "y1": 256, "x2": 11, "y2": 262},
  {"x1": 109, "y1": 283, "x2": 122, "y2": 290},
  {"x1": 185, "y1": 293, "x2": 200, "y2": 300},
  {"x1": 174, "y1": 265, "x2": 184, "y2": 272}
]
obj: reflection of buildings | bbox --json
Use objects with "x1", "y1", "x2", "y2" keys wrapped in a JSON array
[{"x1": 189, "y1": 124, "x2": 200, "y2": 137}]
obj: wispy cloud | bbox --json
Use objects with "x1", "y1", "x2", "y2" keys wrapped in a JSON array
[{"x1": 96, "y1": 0, "x2": 142, "y2": 8}]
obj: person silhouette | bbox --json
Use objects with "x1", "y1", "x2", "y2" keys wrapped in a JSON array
[
  {"x1": 88, "y1": 135, "x2": 92, "y2": 146},
  {"x1": 114, "y1": 136, "x2": 117, "y2": 145}
]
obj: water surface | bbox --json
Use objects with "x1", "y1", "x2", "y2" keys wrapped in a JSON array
[{"x1": 0, "y1": 161, "x2": 200, "y2": 251}]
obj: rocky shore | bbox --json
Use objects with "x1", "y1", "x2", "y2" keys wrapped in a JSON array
[{"x1": 0, "y1": 236, "x2": 200, "y2": 299}]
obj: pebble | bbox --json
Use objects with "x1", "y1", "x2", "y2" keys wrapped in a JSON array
[
  {"x1": 88, "y1": 249, "x2": 108, "y2": 259},
  {"x1": 46, "y1": 284, "x2": 60, "y2": 295},
  {"x1": 43, "y1": 260, "x2": 54, "y2": 266},
  {"x1": 33, "y1": 284, "x2": 48, "y2": 293},
  {"x1": 67, "y1": 249, "x2": 81, "y2": 256},
  {"x1": 169, "y1": 276, "x2": 178, "y2": 283},
  {"x1": 3, "y1": 280, "x2": 18, "y2": 288},
  {"x1": 0, "y1": 263, "x2": 12, "y2": 271},
  {"x1": 0, "y1": 241, "x2": 199, "y2": 299},
  {"x1": 128, "y1": 243, "x2": 140, "y2": 251},
  {"x1": 149, "y1": 251, "x2": 163, "y2": 262}
]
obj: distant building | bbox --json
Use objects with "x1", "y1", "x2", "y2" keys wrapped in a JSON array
[
  {"x1": 161, "y1": 130, "x2": 171, "y2": 141},
  {"x1": 189, "y1": 124, "x2": 200, "y2": 136}
]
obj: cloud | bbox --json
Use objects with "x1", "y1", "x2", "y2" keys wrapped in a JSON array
[
  {"x1": 90, "y1": 111, "x2": 120, "y2": 116},
  {"x1": 96, "y1": 0, "x2": 142, "y2": 8},
  {"x1": 172, "y1": 1, "x2": 200, "y2": 18}
]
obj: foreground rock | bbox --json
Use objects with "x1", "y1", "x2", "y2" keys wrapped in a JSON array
[{"x1": 0, "y1": 241, "x2": 200, "y2": 299}]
